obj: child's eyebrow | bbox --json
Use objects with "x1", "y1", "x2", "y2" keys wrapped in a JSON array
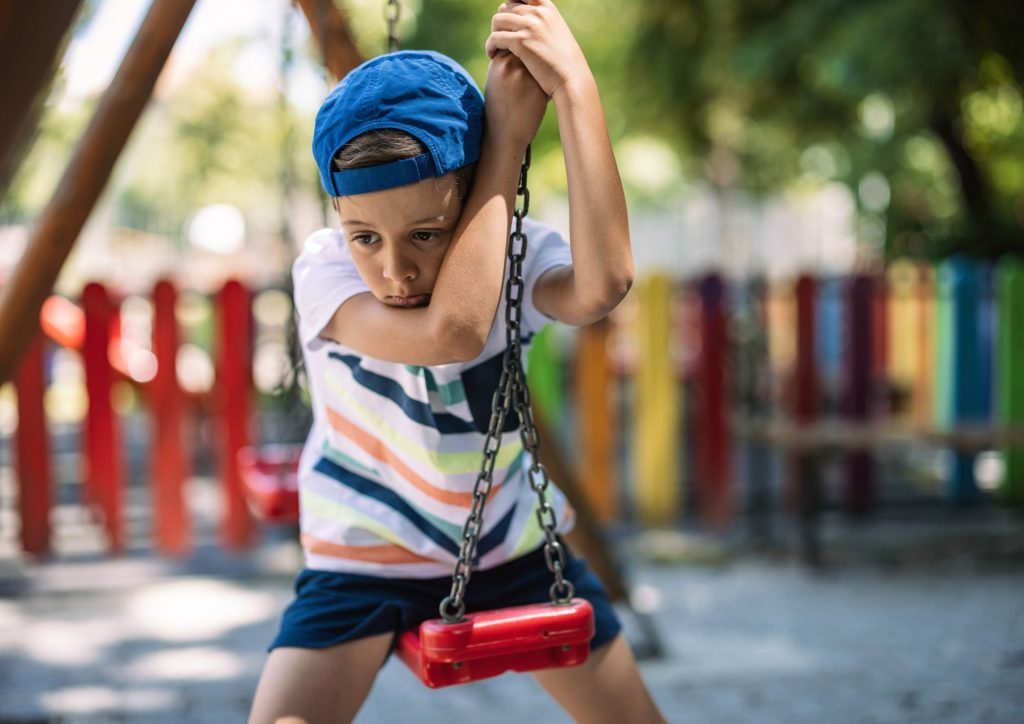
[{"x1": 342, "y1": 216, "x2": 451, "y2": 226}]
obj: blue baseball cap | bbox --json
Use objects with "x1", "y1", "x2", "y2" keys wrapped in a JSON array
[{"x1": 312, "y1": 50, "x2": 484, "y2": 197}]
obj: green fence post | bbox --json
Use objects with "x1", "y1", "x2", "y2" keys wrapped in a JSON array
[{"x1": 997, "y1": 257, "x2": 1024, "y2": 505}]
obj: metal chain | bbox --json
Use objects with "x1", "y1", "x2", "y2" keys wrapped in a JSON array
[
  {"x1": 385, "y1": 0, "x2": 401, "y2": 53},
  {"x1": 439, "y1": 145, "x2": 575, "y2": 623}
]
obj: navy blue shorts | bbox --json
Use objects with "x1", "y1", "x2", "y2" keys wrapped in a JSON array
[{"x1": 269, "y1": 539, "x2": 621, "y2": 658}]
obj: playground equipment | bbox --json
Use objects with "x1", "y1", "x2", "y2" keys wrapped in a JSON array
[{"x1": 3, "y1": 0, "x2": 1024, "y2": 627}]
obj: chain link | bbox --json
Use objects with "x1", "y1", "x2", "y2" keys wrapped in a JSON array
[
  {"x1": 440, "y1": 145, "x2": 575, "y2": 623},
  {"x1": 385, "y1": 0, "x2": 401, "y2": 53}
]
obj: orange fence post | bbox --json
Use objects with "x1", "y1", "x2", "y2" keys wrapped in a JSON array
[
  {"x1": 81, "y1": 282, "x2": 124, "y2": 551},
  {"x1": 216, "y1": 280, "x2": 254, "y2": 549},
  {"x1": 575, "y1": 318, "x2": 617, "y2": 522},
  {"x1": 150, "y1": 280, "x2": 190, "y2": 554},
  {"x1": 13, "y1": 333, "x2": 52, "y2": 556}
]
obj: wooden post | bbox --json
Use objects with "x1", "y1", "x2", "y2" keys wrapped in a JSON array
[
  {"x1": 843, "y1": 274, "x2": 874, "y2": 514},
  {"x1": 887, "y1": 261, "x2": 918, "y2": 419},
  {"x1": 792, "y1": 274, "x2": 821, "y2": 563},
  {"x1": 150, "y1": 280, "x2": 190, "y2": 554},
  {"x1": 526, "y1": 326, "x2": 563, "y2": 431},
  {"x1": 0, "y1": 0, "x2": 198, "y2": 386},
  {"x1": 736, "y1": 277, "x2": 772, "y2": 544},
  {"x1": 81, "y1": 282, "x2": 124, "y2": 551},
  {"x1": 872, "y1": 273, "x2": 889, "y2": 413},
  {"x1": 216, "y1": 280, "x2": 254, "y2": 549},
  {"x1": 913, "y1": 264, "x2": 937, "y2": 429},
  {"x1": 696, "y1": 273, "x2": 730, "y2": 526},
  {"x1": 633, "y1": 275, "x2": 680, "y2": 526},
  {"x1": 294, "y1": 0, "x2": 364, "y2": 82},
  {"x1": 0, "y1": 0, "x2": 84, "y2": 197},
  {"x1": 575, "y1": 319, "x2": 617, "y2": 522},
  {"x1": 997, "y1": 257, "x2": 1024, "y2": 505},
  {"x1": 940, "y1": 257, "x2": 984, "y2": 503},
  {"x1": 13, "y1": 333, "x2": 52, "y2": 556}
]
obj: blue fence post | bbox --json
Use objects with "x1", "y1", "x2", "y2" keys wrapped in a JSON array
[{"x1": 938, "y1": 256, "x2": 985, "y2": 503}]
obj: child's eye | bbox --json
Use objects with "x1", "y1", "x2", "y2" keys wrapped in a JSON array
[
  {"x1": 412, "y1": 230, "x2": 441, "y2": 242},
  {"x1": 351, "y1": 233, "x2": 379, "y2": 246}
]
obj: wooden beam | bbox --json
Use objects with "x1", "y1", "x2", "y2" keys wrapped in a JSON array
[
  {"x1": 294, "y1": 0, "x2": 364, "y2": 82},
  {"x1": 734, "y1": 417, "x2": 1024, "y2": 452},
  {"x1": 0, "y1": 0, "x2": 84, "y2": 200},
  {"x1": 0, "y1": 0, "x2": 198, "y2": 386}
]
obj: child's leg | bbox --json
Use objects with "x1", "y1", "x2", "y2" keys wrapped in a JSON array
[
  {"x1": 531, "y1": 633, "x2": 666, "y2": 724},
  {"x1": 248, "y1": 632, "x2": 394, "y2": 724}
]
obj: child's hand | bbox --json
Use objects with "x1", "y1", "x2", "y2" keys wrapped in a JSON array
[
  {"x1": 484, "y1": 51, "x2": 549, "y2": 148},
  {"x1": 485, "y1": 0, "x2": 589, "y2": 102}
]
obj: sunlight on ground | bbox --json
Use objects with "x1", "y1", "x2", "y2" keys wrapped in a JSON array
[
  {"x1": 41, "y1": 685, "x2": 178, "y2": 715},
  {"x1": 125, "y1": 578, "x2": 277, "y2": 642},
  {"x1": 127, "y1": 646, "x2": 248, "y2": 682},
  {"x1": 19, "y1": 619, "x2": 121, "y2": 667}
]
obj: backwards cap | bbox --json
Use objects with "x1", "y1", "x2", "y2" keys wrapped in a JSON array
[{"x1": 312, "y1": 50, "x2": 484, "y2": 197}]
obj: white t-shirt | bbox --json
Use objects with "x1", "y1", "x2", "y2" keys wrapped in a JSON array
[{"x1": 292, "y1": 218, "x2": 576, "y2": 578}]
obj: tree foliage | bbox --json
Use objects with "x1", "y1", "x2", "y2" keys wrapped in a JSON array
[
  {"x1": 624, "y1": 0, "x2": 1024, "y2": 257},
  {"x1": 6, "y1": 0, "x2": 1022, "y2": 261}
]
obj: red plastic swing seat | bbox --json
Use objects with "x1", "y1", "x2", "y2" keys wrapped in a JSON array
[
  {"x1": 237, "y1": 444, "x2": 302, "y2": 522},
  {"x1": 396, "y1": 598, "x2": 594, "y2": 688}
]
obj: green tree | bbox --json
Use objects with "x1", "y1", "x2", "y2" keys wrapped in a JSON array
[{"x1": 626, "y1": 0, "x2": 1024, "y2": 257}]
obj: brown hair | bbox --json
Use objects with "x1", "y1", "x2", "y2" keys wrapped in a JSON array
[{"x1": 332, "y1": 129, "x2": 475, "y2": 199}]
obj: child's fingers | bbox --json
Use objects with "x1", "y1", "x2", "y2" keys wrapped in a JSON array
[
  {"x1": 495, "y1": 1, "x2": 534, "y2": 16},
  {"x1": 485, "y1": 31, "x2": 523, "y2": 57},
  {"x1": 491, "y1": 11, "x2": 529, "y2": 33}
]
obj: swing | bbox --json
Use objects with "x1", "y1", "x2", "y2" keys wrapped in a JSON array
[
  {"x1": 394, "y1": 140, "x2": 595, "y2": 687},
  {"x1": 242, "y1": 0, "x2": 595, "y2": 687},
  {"x1": 237, "y1": 443, "x2": 300, "y2": 522}
]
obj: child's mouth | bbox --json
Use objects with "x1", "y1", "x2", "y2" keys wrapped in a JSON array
[{"x1": 387, "y1": 294, "x2": 431, "y2": 308}]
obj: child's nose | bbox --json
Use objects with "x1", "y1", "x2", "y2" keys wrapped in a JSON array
[{"x1": 382, "y1": 246, "x2": 417, "y2": 282}]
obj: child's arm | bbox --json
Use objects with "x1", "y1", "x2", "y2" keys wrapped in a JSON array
[
  {"x1": 320, "y1": 56, "x2": 548, "y2": 365},
  {"x1": 487, "y1": 0, "x2": 633, "y2": 325}
]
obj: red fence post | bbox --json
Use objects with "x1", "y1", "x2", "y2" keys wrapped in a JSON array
[
  {"x1": 81, "y1": 282, "x2": 124, "y2": 551},
  {"x1": 150, "y1": 279, "x2": 190, "y2": 554},
  {"x1": 696, "y1": 273, "x2": 730, "y2": 526},
  {"x1": 216, "y1": 280, "x2": 254, "y2": 549},
  {"x1": 13, "y1": 333, "x2": 52, "y2": 556},
  {"x1": 844, "y1": 274, "x2": 875, "y2": 514},
  {"x1": 872, "y1": 274, "x2": 889, "y2": 411},
  {"x1": 792, "y1": 274, "x2": 821, "y2": 564}
]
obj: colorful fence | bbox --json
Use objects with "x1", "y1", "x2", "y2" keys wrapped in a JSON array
[{"x1": 4, "y1": 256, "x2": 1024, "y2": 557}]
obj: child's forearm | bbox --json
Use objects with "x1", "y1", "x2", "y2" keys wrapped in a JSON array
[
  {"x1": 554, "y1": 75, "x2": 633, "y2": 315},
  {"x1": 429, "y1": 133, "x2": 525, "y2": 359}
]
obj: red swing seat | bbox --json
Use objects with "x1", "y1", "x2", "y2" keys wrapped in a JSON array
[
  {"x1": 237, "y1": 444, "x2": 302, "y2": 522},
  {"x1": 396, "y1": 598, "x2": 594, "y2": 688}
]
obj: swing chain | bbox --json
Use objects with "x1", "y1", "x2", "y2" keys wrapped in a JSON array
[
  {"x1": 385, "y1": 0, "x2": 401, "y2": 53},
  {"x1": 440, "y1": 145, "x2": 575, "y2": 624}
]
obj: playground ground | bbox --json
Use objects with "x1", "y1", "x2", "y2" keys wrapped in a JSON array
[{"x1": 1, "y1": 480, "x2": 1023, "y2": 723}]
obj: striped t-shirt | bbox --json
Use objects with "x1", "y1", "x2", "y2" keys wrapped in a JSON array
[{"x1": 292, "y1": 218, "x2": 576, "y2": 578}]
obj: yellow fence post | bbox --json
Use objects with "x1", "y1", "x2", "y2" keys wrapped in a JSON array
[{"x1": 633, "y1": 275, "x2": 680, "y2": 526}]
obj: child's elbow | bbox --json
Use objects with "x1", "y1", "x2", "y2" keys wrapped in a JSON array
[
  {"x1": 435, "y1": 317, "x2": 488, "y2": 363},
  {"x1": 580, "y1": 271, "x2": 634, "y2": 319}
]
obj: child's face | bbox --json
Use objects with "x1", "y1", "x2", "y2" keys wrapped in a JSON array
[{"x1": 336, "y1": 174, "x2": 463, "y2": 309}]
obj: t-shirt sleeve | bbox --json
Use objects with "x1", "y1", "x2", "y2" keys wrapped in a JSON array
[
  {"x1": 291, "y1": 228, "x2": 370, "y2": 347},
  {"x1": 520, "y1": 220, "x2": 573, "y2": 334}
]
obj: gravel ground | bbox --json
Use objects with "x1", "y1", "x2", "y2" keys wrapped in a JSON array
[{"x1": 1, "y1": 504, "x2": 1023, "y2": 724}]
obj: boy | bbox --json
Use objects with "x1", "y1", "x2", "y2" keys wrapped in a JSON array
[{"x1": 250, "y1": 2, "x2": 664, "y2": 721}]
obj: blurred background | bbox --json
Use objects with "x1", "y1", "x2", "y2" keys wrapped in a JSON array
[{"x1": 1, "y1": 1, "x2": 1023, "y2": 722}]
